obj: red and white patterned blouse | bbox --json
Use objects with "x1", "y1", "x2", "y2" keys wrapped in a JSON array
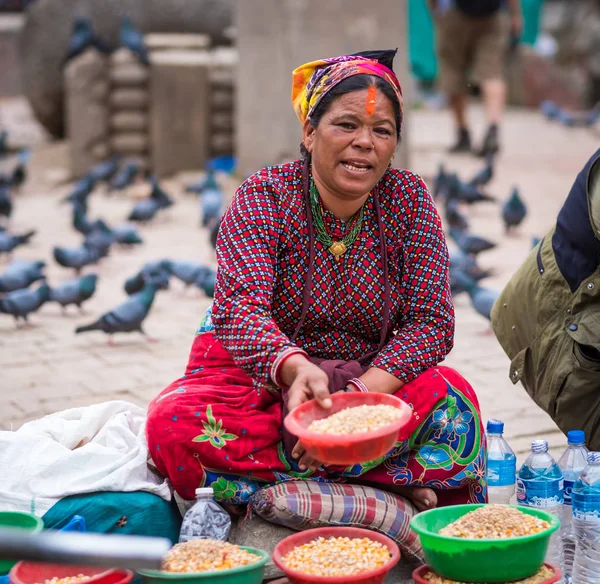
[{"x1": 212, "y1": 160, "x2": 454, "y2": 391}]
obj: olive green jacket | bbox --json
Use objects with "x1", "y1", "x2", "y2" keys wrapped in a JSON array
[{"x1": 491, "y1": 150, "x2": 600, "y2": 449}]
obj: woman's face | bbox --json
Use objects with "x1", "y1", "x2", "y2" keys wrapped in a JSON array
[{"x1": 303, "y1": 87, "x2": 399, "y2": 202}]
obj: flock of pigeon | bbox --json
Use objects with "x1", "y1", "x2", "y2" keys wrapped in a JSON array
[
  {"x1": 434, "y1": 153, "x2": 528, "y2": 327},
  {"x1": 64, "y1": 14, "x2": 149, "y2": 67},
  {"x1": 0, "y1": 151, "x2": 226, "y2": 343}
]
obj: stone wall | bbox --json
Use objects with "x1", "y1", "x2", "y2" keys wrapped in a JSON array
[
  {"x1": 235, "y1": 0, "x2": 411, "y2": 176},
  {"x1": 64, "y1": 42, "x2": 236, "y2": 178},
  {"x1": 110, "y1": 48, "x2": 150, "y2": 170},
  {"x1": 20, "y1": 0, "x2": 234, "y2": 137}
]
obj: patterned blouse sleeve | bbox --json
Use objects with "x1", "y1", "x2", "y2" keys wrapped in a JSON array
[
  {"x1": 370, "y1": 171, "x2": 455, "y2": 382},
  {"x1": 211, "y1": 174, "x2": 304, "y2": 390}
]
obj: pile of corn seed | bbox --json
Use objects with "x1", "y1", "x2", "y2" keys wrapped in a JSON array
[
  {"x1": 280, "y1": 536, "x2": 392, "y2": 576},
  {"x1": 161, "y1": 539, "x2": 260, "y2": 573},
  {"x1": 439, "y1": 505, "x2": 550, "y2": 539},
  {"x1": 307, "y1": 404, "x2": 403, "y2": 435},
  {"x1": 423, "y1": 564, "x2": 554, "y2": 584},
  {"x1": 40, "y1": 576, "x2": 89, "y2": 584}
]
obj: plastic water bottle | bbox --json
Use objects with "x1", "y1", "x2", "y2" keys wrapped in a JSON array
[
  {"x1": 558, "y1": 430, "x2": 588, "y2": 583},
  {"x1": 517, "y1": 440, "x2": 564, "y2": 572},
  {"x1": 179, "y1": 487, "x2": 232, "y2": 543},
  {"x1": 486, "y1": 419, "x2": 517, "y2": 504},
  {"x1": 572, "y1": 451, "x2": 600, "y2": 584}
]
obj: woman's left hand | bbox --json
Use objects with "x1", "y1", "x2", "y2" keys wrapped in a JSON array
[{"x1": 291, "y1": 440, "x2": 326, "y2": 472}]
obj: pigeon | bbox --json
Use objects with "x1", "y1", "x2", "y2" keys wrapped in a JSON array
[
  {"x1": 149, "y1": 177, "x2": 174, "y2": 207},
  {"x1": 75, "y1": 280, "x2": 159, "y2": 343},
  {"x1": 111, "y1": 224, "x2": 144, "y2": 246},
  {"x1": 109, "y1": 161, "x2": 140, "y2": 193},
  {"x1": 0, "y1": 260, "x2": 46, "y2": 293},
  {"x1": 63, "y1": 176, "x2": 96, "y2": 211},
  {"x1": 449, "y1": 228, "x2": 496, "y2": 257},
  {"x1": 10, "y1": 149, "x2": 30, "y2": 191},
  {"x1": 63, "y1": 16, "x2": 110, "y2": 66},
  {"x1": 502, "y1": 186, "x2": 527, "y2": 233},
  {"x1": 433, "y1": 162, "x2": 449, "y2": 201},
  {"x1": 449, "y1": 248, "x2": 493, "y2": 282},
  {"x1": 124, "y1": 260, "x2": 170, "y2": 295},
  {"x1": 0, "y1": 282, "x2": 50, "y2": 325},
  {"x1": 127, "y1": 178, "x2": 173, "y2": 222},
  {"x1": 540, "y1": 100, "x2": 561, "y2": 121},
  {"x1": 84, "y1": 221, "x2": 115, "y2": 258},
  {"x1": 53, "y1": 244, "x2": 101, "y2": 274},
  {"x1": 444, "y1": 198, "x2": 469, "y2": 231},
  {"x1": 49, "y1": 274, "x2": 98, "y2": 313},
  {"x1": 72, "y1": 203, "x2": 97, "y2": 235},
  {"x1": 200, "y1": 187, "x2": 223, "y2": 228},
  {"x1": 450, "y1": 269, "x2": 477, "y2": 297},
  {"x1": 200, "y1": 269, "x2": 216, "y2": 298},
  {"x1": 584, "y1": 103, "x2": 600, "y2": 127},
  {"x1": 186, "y1": 170, "x2": 218, "y2": 195},
  {"x1": 468, "y1": 154, "x2": 494, "y2": 187},
  {"x1": 0, "y1": 230, "x2": 36, "y2": 257},
  {"x1": 459, "y1": 276, "x2": 500, "y2": 321},
  {"x1": 90, "y1": 156, "x2": 121, "y2": 183},
  {"x1": 209, "y1": 217, "x2": 222, "y2": 250},
  {"x1": 447, "y1": 173, "x2": 495, "y2": 205},
  {"x1": 162, "y1": 260, "x2": 215, "y2": 293},
  {"x1": 127, "y1": 197, "x2": 161, "y2": 223},
  {"x1": 0, "y1": 185, "x2": 12, "y2": 220},
  {"x1": 120, "y1": 16, "x2": 149, "y2": 65}
]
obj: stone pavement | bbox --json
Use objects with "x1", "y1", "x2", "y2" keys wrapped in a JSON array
[{"x1": 2, "y1": 105, "x2": 599, "y2": 471}]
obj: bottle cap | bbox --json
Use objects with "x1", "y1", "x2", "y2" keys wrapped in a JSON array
[
  {"x1": 195, "y1": 487, "x2": 214, "y2": 497},
  {"x1": 531, "y1": 439, "x2": 548, "y2": 453},
  {"x1": 588, "y1": 452, "x2": 600, "y2": 464},
  {"x1": 487, "y1": 419, "x2": 504, "y2": 434},
  {"x1": 567, "y1": 430, "x2": 585, "y2": 445}
]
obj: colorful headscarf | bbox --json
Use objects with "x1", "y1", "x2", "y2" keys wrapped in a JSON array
[{"x1": 292, "y1": 51, "x2": 403, "y2": 124}]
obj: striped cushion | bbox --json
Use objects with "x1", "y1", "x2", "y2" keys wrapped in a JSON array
[{"x1": 251, "y1": 481, "x2": 423, "y2": 562}]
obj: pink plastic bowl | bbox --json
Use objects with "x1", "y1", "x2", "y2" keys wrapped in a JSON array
[
  {"x1": 272, "y1": 526, "x2": 400, "y2": 584},
  {"x1": 283, "y1": 391, "x2": 412, "y2": 465}
]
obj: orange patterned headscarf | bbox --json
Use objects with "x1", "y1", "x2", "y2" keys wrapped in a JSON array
[{"x1": 292, "y1": 51, "x2": 403, "y2": 124}]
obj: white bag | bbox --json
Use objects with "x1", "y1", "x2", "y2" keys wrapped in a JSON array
[{"x1": 0, "y1": 400, "x2": 171, "y2": 516}]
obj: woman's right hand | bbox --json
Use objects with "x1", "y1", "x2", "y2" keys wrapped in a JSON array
[
  {"x1": 280, "y1": 355, "x2": 332, "y2": 471},
  {"x1": 280, "y1": 354, "x2": 332, "y2": 412}
]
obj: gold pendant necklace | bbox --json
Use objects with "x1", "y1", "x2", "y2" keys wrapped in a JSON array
[{"x1": 328, "y1": 241, "x2": 348, "y2": 259}]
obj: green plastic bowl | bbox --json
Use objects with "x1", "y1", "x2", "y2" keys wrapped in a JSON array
[
  {"x1": 137, "y1": 547, "x2": 269, "y2": 584},
  {"x1": 410, "y1": 504, "x2": 560, "y2": 583},
  {"x1": 0, "y1": 511, "x2": 44, "y2": 575}
]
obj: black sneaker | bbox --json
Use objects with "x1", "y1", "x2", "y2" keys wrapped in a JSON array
[
  {"x1": 477, "y1": 125, "x2": 500, "y2": 157},
  {"x1": 448, "y1": 128, "x2": 472, "y2": 154}
]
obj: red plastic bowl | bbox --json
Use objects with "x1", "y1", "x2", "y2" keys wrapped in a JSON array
[
  {"x1": 272, "y1": 526, "x2": 400, "y2": 584},
  {"x1": 411, "y1": 563, "x2": 561, "y2": 584},
  {"x1": 9, "y1": 562, "x2": 134, "y2": 584},
  {"x1": 283, "y1": 391, "x2": 412, "y2": 465}
]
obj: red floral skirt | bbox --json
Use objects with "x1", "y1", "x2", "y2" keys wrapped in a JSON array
[{"x1": 147, "y1": 333, "x2": 487, "y2": 506}]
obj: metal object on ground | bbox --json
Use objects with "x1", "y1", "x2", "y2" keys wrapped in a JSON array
[{"x1": 0, "y1": 529, "x2": 171, "y2": 571}]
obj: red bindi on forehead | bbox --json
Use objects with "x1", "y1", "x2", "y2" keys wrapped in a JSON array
[{"x1": 365, "y1": 85, "x2": 377, "y2": 117}]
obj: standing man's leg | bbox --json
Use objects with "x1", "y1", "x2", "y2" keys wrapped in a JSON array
[
  {"x1": 434, "y1": 7, "x2": 473, "y2": 153},
  {"x1": 473, "y1": 3, "x2": 522, "y2": 157}
]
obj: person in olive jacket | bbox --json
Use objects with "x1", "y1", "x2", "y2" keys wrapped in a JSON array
[{"x1": 492, "y1": 149, "x2": 600, "y2": 449}]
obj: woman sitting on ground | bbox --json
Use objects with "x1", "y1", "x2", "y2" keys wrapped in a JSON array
[{"x1": 146, "y1": 49, "x2": 487, "y2": 512}]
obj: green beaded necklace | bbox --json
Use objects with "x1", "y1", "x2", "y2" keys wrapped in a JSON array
[{"x1": 309, "y1": 177, "x2": 365, "y2": 260}]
